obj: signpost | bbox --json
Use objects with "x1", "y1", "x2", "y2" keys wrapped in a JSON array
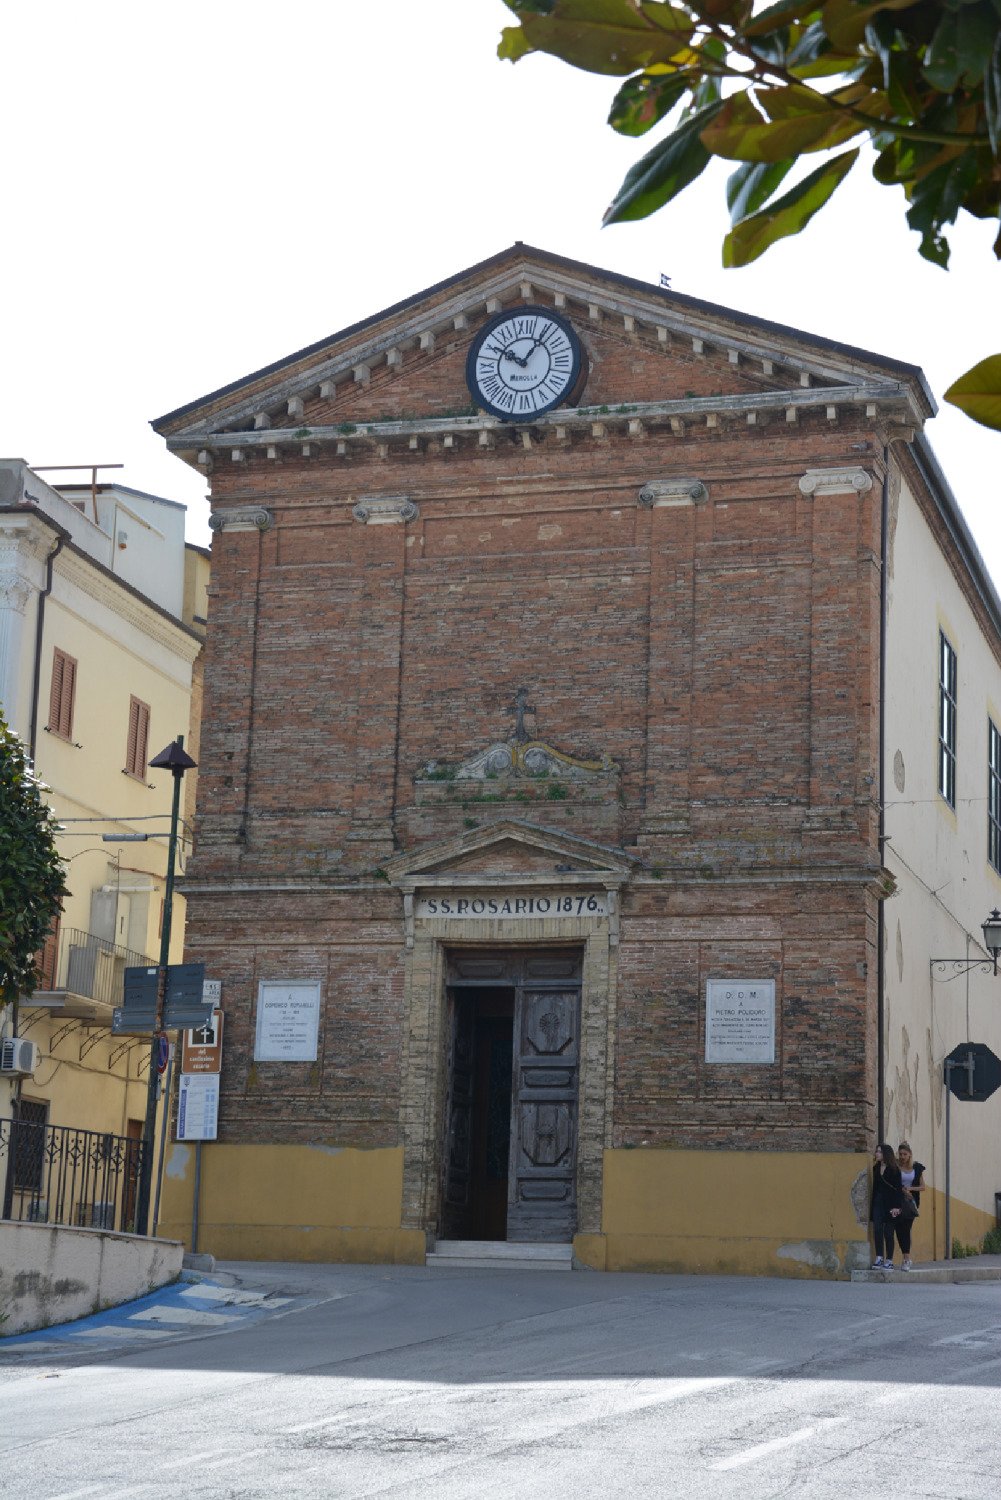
[
  {"x1": 943, "y1": 1042, "x2": 1001, "y2": 1257},
  {"x1": 178, "y1": 1006, "x2": 224, "y2": 1254}
]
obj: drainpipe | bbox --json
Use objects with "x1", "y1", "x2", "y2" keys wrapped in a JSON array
[
  {"x1": 28, "y1": 531, "x2": 67, "y2": 762},
  {"x1": 876, "y1": 448, "x2": 889, "y2": 1144}
]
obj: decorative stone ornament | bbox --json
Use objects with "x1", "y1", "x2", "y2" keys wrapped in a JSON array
[
  {"x1": 465, "y1": 305, "x2": 585, "y2": 421},
  {"x1": 638, "y1": 478, "x2": 708, "y2": 508},
  {"x1": 352, "y1": 495, "x2": 419, "y2": 524},
  {"x1": 798, "y1": 467, "x2": 873, "y2": 496},
  {"x1": 207, "y1": 506, "x2": 274, "y2": 533}
]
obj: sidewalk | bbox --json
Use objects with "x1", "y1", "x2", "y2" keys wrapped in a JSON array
[
  {"x1": 0, "y1": 1268, "x2": 332, "y2": 1362},
  {"x1": 851, "y1": 1252, "x2": 1001, "y2": 1284}
]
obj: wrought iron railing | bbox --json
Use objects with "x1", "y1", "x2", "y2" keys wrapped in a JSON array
[
  {"x1": 1, "y1": 1117, "x2": 147, "y2": 1235},
  {"x1": 31, "y1": 926, "x2": 155, "y2": 1008}
]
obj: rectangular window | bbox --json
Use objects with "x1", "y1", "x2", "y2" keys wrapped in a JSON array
[
  {"x1": 990, "y1": 721, "x2": 1001, "y2": 873},
  {"x1": 124, "y1": 696, "x2": 150, "y2": 779},
  {"x1": 13, "y1": 1098, "x2": 47, "y2": 1193},
  {"x1": 939, "y1": 631, "x2": 957, "y2": 808},
  {"x1": 47, "y1": 648, "x2": 77, "y2": 740}
]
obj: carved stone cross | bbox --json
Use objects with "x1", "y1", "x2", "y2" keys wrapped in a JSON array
[{"x1": 511, "y1": 686, "x2": 535, "y2": 744}]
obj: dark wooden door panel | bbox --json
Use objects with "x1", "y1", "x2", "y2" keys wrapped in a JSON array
[
  {"x1": 441, "y1": 998, "x2": 475, "y2": 1239},
  {"x1": 508, "y1": 986, "x2": 580, "y2": 1243}
]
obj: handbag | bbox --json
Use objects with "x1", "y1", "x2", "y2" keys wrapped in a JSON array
[{"x1": 900, "y1": 1194, "x2": 919, "y2": 1219}]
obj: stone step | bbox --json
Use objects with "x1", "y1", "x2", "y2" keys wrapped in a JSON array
[{"x1": 427, "y1": 1240, "x2": 574, "y2": 1272}]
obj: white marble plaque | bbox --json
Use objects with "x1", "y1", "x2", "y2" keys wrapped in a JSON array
[
  {"x1": 254, "y1": 981, "x2": 321, "y2": 1062},
  {"x1": 416, "y1": 891, "x2": 607, "y2": 920},
  {"x1": 705, "y1": 979, "x2": 776, "y2": 1064}
]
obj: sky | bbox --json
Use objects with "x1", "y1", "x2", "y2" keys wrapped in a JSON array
[{"x1": 4, "y1": 1, "x2": 999, "y2": 573}]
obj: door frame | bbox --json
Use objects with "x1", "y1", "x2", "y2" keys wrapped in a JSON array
[
  {"x1": 397, "y1": 903, "x2": 621, "y2": 1248},
  {"x1": 441, "y1": 949, "x2": 583, "y2": 1243}
]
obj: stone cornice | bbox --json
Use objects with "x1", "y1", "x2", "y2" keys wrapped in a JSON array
[
  {"x1": 157, "y1": 250, "x2": 934, "y2": 443},
  {"x1": 169, "y1": 381, "x2": 920, "y2": 463},
  {"x1": 57, "y1": 547, "x2": 202, "y2": 664}
]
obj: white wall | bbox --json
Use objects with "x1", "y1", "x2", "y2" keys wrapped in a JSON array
[
  {"x1": 884, "y1": 465, "x2": 1001, "y2": 1239},
  {"x1": 0, "y1": 1222, "x2": 182, "y2": 1336}
]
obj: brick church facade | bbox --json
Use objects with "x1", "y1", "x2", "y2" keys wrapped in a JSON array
[{"x1": 154, "y1": 245, "x2": 1001, "y2": 1274}]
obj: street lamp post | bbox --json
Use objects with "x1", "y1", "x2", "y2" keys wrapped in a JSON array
[{"x1": 134, "y1": 735, "x2": 196, "y2": 1237}]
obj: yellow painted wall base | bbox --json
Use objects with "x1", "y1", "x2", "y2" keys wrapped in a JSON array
[
  {"x1": 157, "y1": 1141, "x2": 425, "y2": 1266},
  {"x1": 600, "y1": 1148, "x2": 873, "y2": 1278},
  {"x1": 154, "y1": 1140, "x2": 996, "y2": 1273}
]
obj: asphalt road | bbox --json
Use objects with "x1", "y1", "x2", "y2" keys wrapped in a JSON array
[{"x1": 4, "y1": 1261, "x2": 1001, "y2": 1499}]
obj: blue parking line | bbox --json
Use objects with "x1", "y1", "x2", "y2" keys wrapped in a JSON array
[{"x1": 0, "y1": 1275, "x2": 293, "y2": 1351}]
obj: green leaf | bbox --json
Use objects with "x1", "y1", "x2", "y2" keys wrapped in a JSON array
[
  {"x1": 821, "y1": 0, "x2": 919, "y2": 52},
  {"x1": 924, "y1": 3, "x2": 1000, "y2": 92},
  {"x1": 497, "y1": 0, "x2": 694, "y2": 76},
  {"x1": 726, "y1": 157, "x2": 796, "y2": 220},
  {"x1": 701, "y1": 84, "x2": 867, "y2": 161},
  {"x1": 944, "y1": 355, "x2": 1001, "y2": 431},
  {"x1": 722, "y1": 146, "x2": 859, "y2": 264},
  {"x1": 983, "y1": 33, "x2": 1001, "y2": 156},
  {"x1": 905, "y1": 150, "x2": 980, "y2": 267},
  {"x1": 498, "y1": 25, "x2": 535, "y2": 61},
  {"x1": 604, "y1": 99, "x2": 724, "y2": 223},
  {"x1": 609, "y1": 68, "x2": 691, "y2": 134},
  {"x1": 743, "y1": 0, "x2": 813, "y2": 39}
]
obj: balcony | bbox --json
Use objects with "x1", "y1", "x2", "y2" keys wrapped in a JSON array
[{"x1": 27, "y1": 926, "x2": 156, "y2": 1022}]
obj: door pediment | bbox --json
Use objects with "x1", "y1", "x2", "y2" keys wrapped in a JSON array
[{"x1": 386, "y1": 819, "x2": 634, "y2": 889}]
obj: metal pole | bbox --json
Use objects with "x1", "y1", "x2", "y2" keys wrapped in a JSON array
[
  {"x1": 945, "y1": 1062, "x2": 952, "y2": 1260},
  {"x1": 136, "y1": 736, "x2": 185, "y2": 1237},
  {"x1": 192, "y1": 1140, "x2": 202, "y2": 1254},
  {"x1": 151, "y1": 1043, "x2": 174, "y2": 1238}
]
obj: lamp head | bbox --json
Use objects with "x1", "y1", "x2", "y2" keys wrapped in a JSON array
[
  {"x1": 982, "y1": 909, "x2": 1001, "y2": 974},
  {"x1": 149, "y1": 740, "x2": 197, "y2": 774}
]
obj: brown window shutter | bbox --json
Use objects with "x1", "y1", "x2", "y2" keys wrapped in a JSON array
[
  {"x1": 137, "y1": 700, "x2": 150, "y2": 771},
  {"x1": 34, "y1": 913, "x2": 61, "y2": 990},
  {"x1": 126, "y1": 696, "x2": 151, "y2": 777},
  {"x1": 48, "y1": 650, "x2": 78, "y2": 739},
  {"x1": 126, "y1": 697, "x2": 140, "y2": 775},
  {"x1": 48, "y1": 652, "x2": 63, "y2": 733},
  {"x1": 60, "y1": 655, "x2": 76, "y2": 738}
]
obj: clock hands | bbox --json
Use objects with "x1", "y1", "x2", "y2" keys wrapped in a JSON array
[{"x1": 500, "y1": 347, "x2": 530, "y2": 369}]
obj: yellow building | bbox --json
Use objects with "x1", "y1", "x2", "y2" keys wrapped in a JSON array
[{"x1": 0, "y1": 461, "x2": 207, "y2": 1227}]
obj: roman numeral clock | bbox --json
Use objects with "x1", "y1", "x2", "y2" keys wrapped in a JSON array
[{"x1": 466, "y1": 306, "x2": 586, "y2": 420}]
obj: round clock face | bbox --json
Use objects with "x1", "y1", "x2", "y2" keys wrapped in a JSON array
[{"x1": 466, "y1": 305, "x2": 584, "y2": 421}]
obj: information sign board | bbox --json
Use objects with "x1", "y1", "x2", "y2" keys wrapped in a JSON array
[
  {"x1": 705, "y1": 979, "x2": 776, "y2": 1064},
  {"x1": 182, "y1": 1009, "x2": 224, "y2": 1075},
  {"x1": 254, "y1": 981, "x2": 322, "y2": 1062},
  {"x1": 176, "y1": 1073, "x2": 219, "y2": 1141}
]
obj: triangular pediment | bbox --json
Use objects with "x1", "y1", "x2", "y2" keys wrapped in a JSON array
[
  {"x1": 386, "y1": 819, "x2": 634, "y2": 887},
  {"x1": 154, "y1": 243, "x2": 933, "y2": 469}
]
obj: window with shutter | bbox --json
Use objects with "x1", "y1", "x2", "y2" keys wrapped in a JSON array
[
  {"x1": 47, "y1": 649, "x2": 77, "y2": 740},
  {"x1": 33, "y1": 913, "x2": 61, "y2": 990},
  {"x1": 125, "y1": 696, "x2": 151, "y2": 779}
]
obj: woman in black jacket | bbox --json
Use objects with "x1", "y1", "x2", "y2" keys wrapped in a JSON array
[
  {"x1": 895, "y1": 1141, "x2": 927, "y2": 1272},
  {"x1": 870, "y1": 1142, "x2": 905, "y2": 1270}
]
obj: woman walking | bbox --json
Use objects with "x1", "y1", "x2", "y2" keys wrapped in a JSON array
[
  {"x1": 870, "y1": 1142, "x2": 904, "y2": 1270},
  {"x1": 895, "y1": 1141, "x2": 927, "y2": 1272}
]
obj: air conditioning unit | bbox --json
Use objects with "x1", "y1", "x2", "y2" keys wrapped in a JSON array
[{"x1": 0, "y1": 1038, "x2": 41, "y2": 1076}]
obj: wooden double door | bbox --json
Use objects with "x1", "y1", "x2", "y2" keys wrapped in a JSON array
[{"x1": 441, "y1": 947, "x2": 582, "y2": 1244}]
